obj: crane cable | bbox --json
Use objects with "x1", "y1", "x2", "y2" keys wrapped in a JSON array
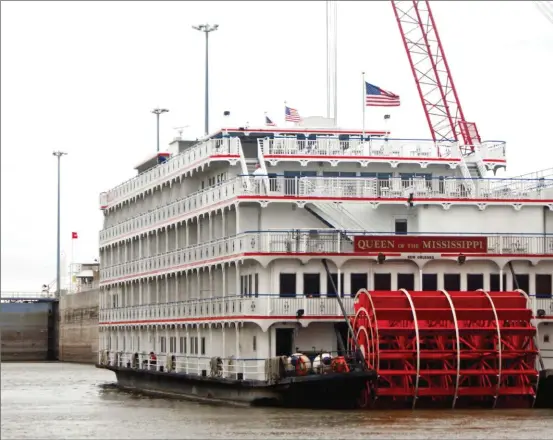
[{"x1": 534, "y1": 1, "x2": 553, "y2": 25}]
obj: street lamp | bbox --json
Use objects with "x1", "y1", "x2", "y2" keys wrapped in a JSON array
[
  {"x1": 53, "y1": 151, "x2": 67, "y2": 299},
  {"x1": 151, "y1": 108, "x2": 169, "y2": 152},
  {"x1": 192, "y1": 23, "x2": 219, "y2": 136}
]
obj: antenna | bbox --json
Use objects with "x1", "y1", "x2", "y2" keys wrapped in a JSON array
[{"x1": 173, "y1": 126, "x2": 189, "y2": 139}]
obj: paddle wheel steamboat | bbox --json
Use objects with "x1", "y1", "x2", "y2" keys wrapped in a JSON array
[{"x1": 96, "y1": 1, "x2": 553, "y2": 409}]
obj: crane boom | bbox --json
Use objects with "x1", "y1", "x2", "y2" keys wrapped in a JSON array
[
  {"x1": 534, "y1": 1, "x2": 553, "y2": 25},
  {"x1": 391, "y1": 0, "x2": 481, "y2": 150}
]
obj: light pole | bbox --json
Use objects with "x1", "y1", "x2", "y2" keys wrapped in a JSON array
[
  {"x1": 53, "y1": 151, "x2": 67, "y2": 299},
  {"x1": 192, "y1": 23, "x2": 219, "y2": 136},
  {"x1": 151, "y1": 108, "x2": 169, "y2": 152}
]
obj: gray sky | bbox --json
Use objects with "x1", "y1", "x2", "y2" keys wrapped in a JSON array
[{"x1": 1, "y1": 1, "x2": 552, "y2": 292}]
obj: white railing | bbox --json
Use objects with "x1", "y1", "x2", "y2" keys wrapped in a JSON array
[
  {"x1": 99, "y1": 175, "x2": 553, "y2": 248},
  {"x1": 102, "y1": 138, "x2": 241, "y2": 209},
  {"x1": 100, "y1": 179, "x2": 242, "y2": 246},
  {"x1": 269, "y1": 176, "x2": 553, "y2": 201},
  {"x1": 479, "y1": 141, "x2": 507, "y2": 161},
  {"x1": 100, "y1": 351, "x2": 266, "y2": 381},
  {"x1": 100, "y1": 230, "x2": 553, "y2": 283},
  {"x1": 532, "y1": 295, "x2": 553, "y2": 317},
  {"x1": 1, "y1": 291, "x2": 54, "y2": 299},
  {"x1": 259, "y1": 137, "x2": 462, "y2": 160},
  {"x1": 99, "y1": 295, "x2": 355, "y2": 322}
]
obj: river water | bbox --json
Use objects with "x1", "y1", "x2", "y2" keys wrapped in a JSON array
[{"x1": 1, "y1": 362, "x2": 552, "y2": 439}]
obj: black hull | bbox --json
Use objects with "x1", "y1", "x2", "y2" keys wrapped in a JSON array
[
  {"x1": 536, "y1": 369, "x2": 553, "y2": 409},
  {"x1": 96, "y1": 364, "x2": 375, "y2": 409}
]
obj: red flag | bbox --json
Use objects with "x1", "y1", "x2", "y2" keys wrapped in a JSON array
[{"x1": 72, "y1": 232, "x2": 78, "y2": 239}]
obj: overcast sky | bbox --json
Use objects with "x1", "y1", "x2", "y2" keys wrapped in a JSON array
[{"x1": 1, "y1": 1, "x2": 552, "y2": 292}]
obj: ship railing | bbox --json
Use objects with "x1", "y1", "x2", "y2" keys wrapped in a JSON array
[
  {"x1": 99, "y1": 293, "x2": 553, "y2": 323},
  {"x1": 99, "y1": 351, "x2": 267, "y2": 381},
  {"x1": 99, "y1": 231, "x2": 553, "y2": 283},
  {"x1": 243, "y1": 175, "x2": 553, "y2": 201},
  {"x1": 102, "y1": 137, "x2": 241, "y2": 208},
  {"x1": 99, "y1": 174, "x2": 553, "y2": 247},
  {"x1": 529, "y1": 294, "x2": 553, "y2": 317},
  {"x1": 259, "y1": 137, "x2": 461, "y2": 159},
  {"x1": 99, "y1": 178, "x2": 241, "y2": 245},
  {"x1": 98, "y1": 294, "x2": 356, "y2": 321},
  {"x1": 478, "y1": 140, "x2": 507, "y2": 161}
]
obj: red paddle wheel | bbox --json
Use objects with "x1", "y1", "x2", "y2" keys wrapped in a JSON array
[{"x1": 350, "y1": 289, "x2": 539, "y2": 409}]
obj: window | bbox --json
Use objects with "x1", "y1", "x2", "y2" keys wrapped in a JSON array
[
  {"x1": 122, "y1": 336, "x2": 126, "y2": 351},
  {"x1": 467, "y1": 274, "x2": 484, "y2": 291},
  {"x1": 513, "y1": 273, "x2": 529, "y2": 293},
  {"x1": 443, "y1": 274, "x2": 461, "y2": 291},
  {"x1": 179, "y1": 336, "x2": 186, "y2": 354},
  {"x1": 327, "y1": 273, "x2": 345, "y2": 297},
  {"x1": 254, "y1": 273, "x2": 259, "y2": 298},
  {"x1": 160, "y1": 336, "x2": 167, "y2": 353},
  {"x1": 490, "y1": 273, "x2": 507, "y2": 291},
  {"x1": 279, "y1": 273, "x2": 297, "y2": 298},
  {"x1": 536, "y1": 274, "x2": 552, "y2": 298},
  {"x1": 397, "y1": 273, "x2": 415, "y2": 290},
  {"x1": 248, "y1": 274, "x2": 253, "y2": 298},
  {"x1": 304, "y1": 273, "x2": 321, "y2": 298},
  {"x1": 201, "y1": 337, "x2": 206, "y2": 356},
  {"x1": 169, "y1": 336, "x2": 176, "y2": 353},
  {"x1": 137, "y1": 336, "x2": 140, "y2": 351},
  {"x1": 350, "y1": 273, "x2": 368, "y2": 297},
  {"x1": 374, "y1": 273, "x2": 391, "y2": 290},
  {"x1": 253, "y1": 336, "x2": 257, "y2": 351},
  {"x1": 395, "y1": 219, "x2": 408, "y2": 235},
  {"x1": 422, "y1": 274, "x2": 438, "y2": 291}
]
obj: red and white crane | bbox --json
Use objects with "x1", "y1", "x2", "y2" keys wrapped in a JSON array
[{"x1": 391, "y1": 0, "x2": 481, "y2": 151}]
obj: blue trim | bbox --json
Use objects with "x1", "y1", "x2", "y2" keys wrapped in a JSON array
[
  {"x1": 243, "y1": 230, "x2": 553, "y2": 237},
  {"x1": 236, "y1": 174, "x2": 551, "y2": 182}
]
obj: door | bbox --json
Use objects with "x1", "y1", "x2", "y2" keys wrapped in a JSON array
[{"x1": 275, "y1": 328, "x2": 295, "y2": 357}]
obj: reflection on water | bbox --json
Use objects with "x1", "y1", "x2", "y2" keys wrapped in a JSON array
[{"x1": 1, "y1": 362, "x2": 552, "y2": 439}]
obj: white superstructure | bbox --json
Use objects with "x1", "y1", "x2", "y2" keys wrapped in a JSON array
[{"x1": 97, "y1": 119, "x2": 553, "y2": 379}]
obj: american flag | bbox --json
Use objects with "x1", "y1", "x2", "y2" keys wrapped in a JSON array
[
  {"x1": 365, "y1": 82, "x2": 400, "y2": 107},
  {"x1": 265, "y1": 115, "x2": 276, "y2": 126},
  {"x1": 285, "y1": 106, "x2": 301, "y2": 122}
]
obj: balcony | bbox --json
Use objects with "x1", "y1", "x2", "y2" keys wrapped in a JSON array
[
  {"x1": 259, "y1": 137, "x2": 463, "y2": 165},
  {"x1": 99, "y1": 175, "x2": 553, "y2": 248},
  {"x1": 99, "y1": 179, "x2": 242, "y2": 247},
  {"x1": 99, "y1": 138, "x2": 241, "y2": 210},
  {"x1": 99, "y1": 294, "x2": 354, "y2": 323},
  {"x1": 259, "y1": 137, "x2": 508, "y2": 167},
  {"x1": 100, "y1": 230, "x2": 553, "y2": 284},
  {"x1": 98, "y1": 294, "x2": 553, "y2": 325},
  {"x1": 247, "y1": 175, "x2": 553, "y2": 203}
]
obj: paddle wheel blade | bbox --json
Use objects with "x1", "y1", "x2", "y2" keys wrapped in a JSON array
[{"x1": 350, "y1": 290, "x2": 539, "y2": 409}]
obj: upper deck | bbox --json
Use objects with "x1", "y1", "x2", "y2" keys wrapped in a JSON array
[{"x1": 98, "y1": 124, "x2": 508, "y2": 212}]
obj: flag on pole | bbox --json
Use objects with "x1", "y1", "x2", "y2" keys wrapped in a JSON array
[
  {"x1": 285, "y1": 106, "x2": 302, "y2": 122},
  {"x1": 265, "y1": 115, "x2": 276, "y2": 126},
  {"x1": 365, "y1": 82, "x2": 400, "y2": 107},
  {"x1": 72, "y1": 232, "x2": 78, "y2": 239}
]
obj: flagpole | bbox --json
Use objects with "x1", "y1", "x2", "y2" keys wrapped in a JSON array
[
  {"x1": 71, "y1": 235, "x2": 74, "y2": 293},
  {"x1": 362, "y1": 72, "x2": 366, "y2": 141}
]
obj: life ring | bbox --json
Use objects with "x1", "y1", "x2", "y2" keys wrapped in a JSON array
[{"x1": 331, "y1": 356, "x2": 350, "y2": 373}]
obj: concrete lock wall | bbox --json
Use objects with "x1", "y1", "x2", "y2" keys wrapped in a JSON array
[
  {"x1": 58, "y1": 289, "x2": 99, "y2": 364},
  {"x1": 1, "y1": 302, "x2": 55, "y2": 361}
]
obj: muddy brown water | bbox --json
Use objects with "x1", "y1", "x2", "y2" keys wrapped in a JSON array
[{"x1": 1, "y1": 362, "x2": 552, "y2": 439}]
